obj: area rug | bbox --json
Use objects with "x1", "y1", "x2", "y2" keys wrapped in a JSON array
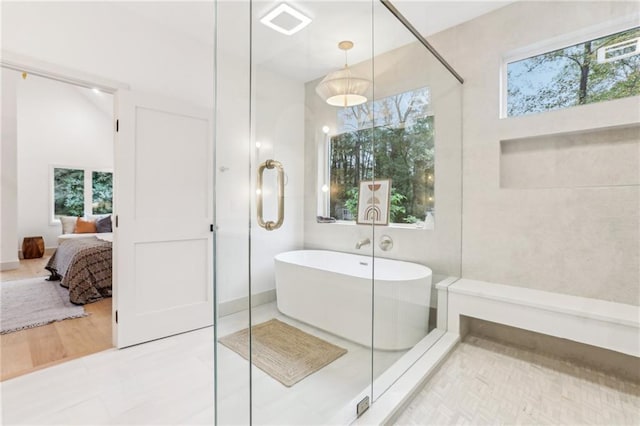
[
  {"x1": 1, "y1": 277, "x2": 87, "y2": 334},
  {"x1": 219, "y1": 319, "x2": 347, "y2": 387}
]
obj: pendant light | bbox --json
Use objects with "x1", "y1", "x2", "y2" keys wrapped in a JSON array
[{"x1": 315, "y1": 41, "x2": 370, "y2": 107}]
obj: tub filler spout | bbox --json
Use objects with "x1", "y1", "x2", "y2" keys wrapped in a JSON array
[{"x1": 355, "y1": 238, "x2": 371, "y2": 249}]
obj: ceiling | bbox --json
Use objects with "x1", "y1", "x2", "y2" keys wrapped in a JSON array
[
  {"x1": 118, "y1": 1, "x2": 513, "y2": 48},
  {"x1": 121, "y1": 0, "x2": 513, "y2": 81},
  {"x1": 1, "y1": 1, "x2": 513, "y2": 106}
]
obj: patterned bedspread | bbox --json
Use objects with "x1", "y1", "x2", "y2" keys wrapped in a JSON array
[{"x1": 46, "y1": 238, "x2": 112, "y2": 305}]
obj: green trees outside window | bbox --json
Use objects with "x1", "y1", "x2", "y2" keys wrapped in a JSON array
[
  {"x1": 507, "y1": 27, "x2": 640, "y2": 117},
  {"x1": 329, "y1": 87, "x2": 435, "y2": 224},
  {"x1": 54, "y1": 168, "x2": 85, "y2": 217},
  {"x1": 53, "y1": 167, "x2": 113, "y2": 218},
  {"x1": 92, "y1": 171, "x2": 113, "y2": 214}
]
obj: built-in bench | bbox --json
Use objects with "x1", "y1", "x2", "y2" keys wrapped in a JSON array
[{"x1": 446, "y1": 278, "x2": 640, "y2": 357}]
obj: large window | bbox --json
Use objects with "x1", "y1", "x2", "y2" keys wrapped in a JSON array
[
  {"x1": 328, "y1": 87, "x2": 435, "y2": 225},
  {"x1": 506, "y1": 27, "x2": 640, "y2": 117},
  {"x1": 52, "y1": 166, "x2": 113, "y2": 219}
]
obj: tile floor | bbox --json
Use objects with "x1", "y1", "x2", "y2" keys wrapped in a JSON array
[
  {"x1": 3, "y1": 313, "x2": 638, "y2": 425},
  {"x1": 1, "y1": 302, "x2": 407, "y2": 425},
  {"x1": 394, "y1": 335, "x2": 640, "y2": 425}
]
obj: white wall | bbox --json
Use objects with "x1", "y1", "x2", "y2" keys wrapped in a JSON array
[
  {"x1": 426, "y1": 1, "x2": 640, "y2": 304},
  {"x1": 16, "y1": 75, "x2": 113, "y2": 250},
  {"x1": 250, "y1": 67, "x2": 305, "y2": 297},
  {"x1": 0, "y1": 69, "x2": 20, "y2": 270}
]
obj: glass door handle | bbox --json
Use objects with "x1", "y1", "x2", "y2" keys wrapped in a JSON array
[{"x1": 256, "y1": 159, "x2": 285, "y2": 231}]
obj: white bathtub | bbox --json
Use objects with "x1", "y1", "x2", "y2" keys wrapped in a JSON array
[{"x1": 274, "y1": 250, "x2": 433, "y2": 350}]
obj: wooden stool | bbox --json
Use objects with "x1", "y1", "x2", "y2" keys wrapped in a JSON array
[{"x1": 22, "y1": 236, "x2": 45, "y2": 259}]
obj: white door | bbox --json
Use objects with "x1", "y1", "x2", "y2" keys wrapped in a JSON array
[{"x1": 113, "y1": 90, "x2": 214, "y2": 348}]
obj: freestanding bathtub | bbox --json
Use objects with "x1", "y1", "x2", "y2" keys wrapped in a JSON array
[{"x1": 274, "y1": 250, "x2": 433, "y2": 350}]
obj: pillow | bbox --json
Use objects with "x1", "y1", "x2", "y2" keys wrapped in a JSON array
[
  {"x1": 75, "y1": 217, "x2": 97, "y2": 233},
  {"x1": 96, "y1": 215, "x2": 112, "y2": 233},
  {"x1": 60, "y1": 216, "x2": 77, "y2": 234}
]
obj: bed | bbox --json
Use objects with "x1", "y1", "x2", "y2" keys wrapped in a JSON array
[{"x1": 45, "y1": 237, "x2": 112, "y2": 305}]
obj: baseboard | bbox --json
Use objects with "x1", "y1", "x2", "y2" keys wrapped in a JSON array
[
  {"x1": 0, "y1": 260, "x2": 20, "y2": 271},
  {"x1": 218, "y1": 289, "x2": 277, "y2": 317}
]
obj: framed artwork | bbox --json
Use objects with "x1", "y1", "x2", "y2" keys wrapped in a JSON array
[{"x1": 356, "y1": 179, "x2": 391, "y2": 225}]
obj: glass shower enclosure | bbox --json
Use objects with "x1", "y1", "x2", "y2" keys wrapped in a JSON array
[{"x1": 214, "y1": 0, "x2": 463, "y2": 424}]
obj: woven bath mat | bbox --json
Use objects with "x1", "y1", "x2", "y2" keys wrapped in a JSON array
[{"x1": 219, "y1": 319, "x2": 347, "y2": 387}]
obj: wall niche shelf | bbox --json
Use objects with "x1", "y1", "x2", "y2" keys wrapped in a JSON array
[{"x1": 500, "y1": 123, "x2": 640, "y2": 189}]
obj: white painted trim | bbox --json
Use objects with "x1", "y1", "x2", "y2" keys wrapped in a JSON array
[
  {"x1": 218, "y1": 289, "x2": 277, "y2": 317},
  {"x1": 447, "y1": 279, "x2": 640, "y2": 357},
  {"x1": 1, "y1": 50, "x2": 129, "y2": 94},
  {"x1": 0, "y1": 260, "x2": 20, "y2": 271}
]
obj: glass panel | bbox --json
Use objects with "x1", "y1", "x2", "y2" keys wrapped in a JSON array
[
  {"x1": 91, "y1": 171, "x2": 113, "y2": 214},
  {"x1": 370, "y1": 0, "x2": 462, "y2": 401},
  {"x1": 215, "y1": 1, "x2": 463, "y2": 423},
  {"x1": 53, "y1": 167, "x2": 84, "y2": 217},
  {"x1": 214, "y1": 0, "x2": 252, "y2": 424},
  {"x1": 249, "y1": 2, "x2": 374, "y2": 424}
]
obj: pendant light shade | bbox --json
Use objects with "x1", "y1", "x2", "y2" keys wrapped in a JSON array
[{"x1": 315, "y1": 41, "x2": 370, "y2": 107}]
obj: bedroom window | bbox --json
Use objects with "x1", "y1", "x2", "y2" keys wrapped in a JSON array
[
  {"x1": 92, "y1": 171, "x2": 113, "y2": 214},
  {"x1": 52, "y1": 166, "x2": 113, "y2": 220},
  {"x1": 326, "y1": 87, "x2": 435, "y2": 225},
  {"x1": 505, "y1": 26, "x2": 640, "y2": 117}
]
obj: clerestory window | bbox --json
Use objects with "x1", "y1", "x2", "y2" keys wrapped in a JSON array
[{"x1": 506, "y1": 26, "x2": 640, "y2": 117}]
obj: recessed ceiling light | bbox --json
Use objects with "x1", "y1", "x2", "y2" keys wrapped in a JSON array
[
  {"x1": 92, "y1": 88, "x2": 101, "y2": 94},
  {"x1": 260, "y1": 3, "x2": 311, "y2": 36}
]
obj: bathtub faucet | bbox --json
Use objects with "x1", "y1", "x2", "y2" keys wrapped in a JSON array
[{"x1": 355, "y1": 238, "x2": 371, "y2": 249}]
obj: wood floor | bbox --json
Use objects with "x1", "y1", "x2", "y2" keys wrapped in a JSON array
[
  {"x1": 0, "y1": 257, "x2": 113, "y2": 381},
  {"x1": 0, "y1": 255, "x2": 51, "y2": 282}
]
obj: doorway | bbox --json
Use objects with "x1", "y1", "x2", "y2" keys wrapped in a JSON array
[{"x1": 0, "y1": 71, "x2": 114, "y2": 381}]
